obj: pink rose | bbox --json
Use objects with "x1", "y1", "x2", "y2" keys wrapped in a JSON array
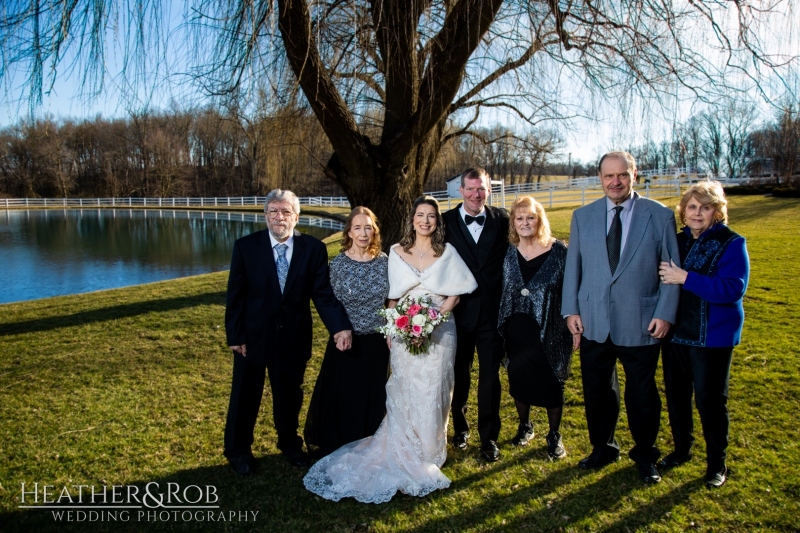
[
  {"x1": 427, "y1": 308, "x2": 439, "y2": 319},
  {"x1": 395, "y1": 316, "x2": 410, "y2": 329},
  {"x1": 411, "y1": 324, "x2": 423, "y2": 336},
  {"x1": 407, "y1": 304, "x2": 422, "y2": 317}
]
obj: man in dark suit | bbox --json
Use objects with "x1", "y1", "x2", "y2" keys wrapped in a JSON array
[
  {"x1": 224, "y1": 189, "x2": 352, "y2": 473},
  {"x1": 561, "y1": 151, "x2": 680, "y2": 484},
  {"x1": 443, "y1": 167, "x2": 510, "y2": 462}
]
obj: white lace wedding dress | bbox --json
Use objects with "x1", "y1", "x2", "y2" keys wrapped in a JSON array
[{"x1": 303, "y1": 243, "x2": 477, "y2": 503}]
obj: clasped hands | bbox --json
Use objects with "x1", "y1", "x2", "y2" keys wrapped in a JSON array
[{"x1": 333, "y1": 330, "x2": 353, "y2": 351}]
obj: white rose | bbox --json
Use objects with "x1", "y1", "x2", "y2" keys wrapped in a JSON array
[
  {"x1": 411, "y1": 314, "x2": 427, "y2": 326},
  {"x1": 424, "y1": 324, "x2": 434, "y2": 334}
]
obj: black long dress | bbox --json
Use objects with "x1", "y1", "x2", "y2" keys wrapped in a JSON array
[
  {"x1": 498, "y1": 243, "x2": 572, "y2": 408},
  {"x1": 304, "y1": 252, "x2": 390, "y2": 459}
]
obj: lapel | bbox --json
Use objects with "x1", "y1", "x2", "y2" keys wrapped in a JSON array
[
  {"x1": 613, "y1": 192, "x2": 650, "y2": 281},
  {"x1": 475, "y1": 208, "x2": 498, "y2": 265},
  {"x1": 282, "y1": 230, "x2": 305, "y2": 297},
  {"x1": 261, "y1": 230, "x2": 283, "y2": 296},
  {"x1": 447, "y1": 205, "x2": 480, "y2": 266}
]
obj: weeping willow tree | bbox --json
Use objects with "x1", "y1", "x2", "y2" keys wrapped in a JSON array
[{"x1": 2, "y1": 0, "x2": 796, "y2": 242}]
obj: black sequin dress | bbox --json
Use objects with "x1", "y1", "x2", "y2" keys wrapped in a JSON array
[{"x1": 498, "y1": 241, "x2": 572, "y2": 408}]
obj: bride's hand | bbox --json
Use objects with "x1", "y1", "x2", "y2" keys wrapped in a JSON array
[
  {"x1": 439, "y1": 295, "x2": 460, "y2": 315},
  {"x1": 386, "y1": 336, "x2": 392, "y2": 349}
]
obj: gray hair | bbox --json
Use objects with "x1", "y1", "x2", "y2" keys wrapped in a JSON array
[
  {"x1": 264, "y1": 189, "x2": 301, "y2": 214},
  {"x1": 598, "y1": 151, "x2": 637, "y2": 174}
]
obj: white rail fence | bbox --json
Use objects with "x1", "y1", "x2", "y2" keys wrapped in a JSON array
[{"x1": 0, "y1": 175, "x2": 746, "y2": 212}]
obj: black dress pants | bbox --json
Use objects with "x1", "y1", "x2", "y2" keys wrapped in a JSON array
[
  {"x1": 580, "y1": 336, "x2": 661, "y2": 464},
  {"x1": 224, "y1": 348, "x2": 308, "y2": 458},
  {"x1": 452, "y1": 312, "x2": 505, "y2": 443},
  {"x1": 662, "y1": 343, "x2": 733, "y2": 471}
]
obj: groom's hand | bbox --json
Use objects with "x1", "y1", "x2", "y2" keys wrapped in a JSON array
[
  {"x1": 230, "y1": 344, "x2": 247, "y2": 357},
  {"x1": 334, "y1": 330, "x2": 352, "y2": 351}
]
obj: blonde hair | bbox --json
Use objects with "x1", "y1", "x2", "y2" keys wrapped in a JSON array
[
  {"x1": 508, "y1": 196, "x2": 552, "y2": 247},
  {"x1": 677, "y1": 181, "x2": 728, "y2": 225},
  {"x1": 341, "y1": 206, "x2": 382, "y2": 258}
]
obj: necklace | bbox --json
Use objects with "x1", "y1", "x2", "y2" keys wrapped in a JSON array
[
  {"x1": 416, "y1": 246, "x2": 432, "y2": 258},
  {"x1": 519, "y1": 244, "x2": 539, "y2": 261}
]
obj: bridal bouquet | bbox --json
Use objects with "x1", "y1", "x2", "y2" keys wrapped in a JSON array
[{"x1": 377, "y1": 295, "x2": 449, "y2": 355}]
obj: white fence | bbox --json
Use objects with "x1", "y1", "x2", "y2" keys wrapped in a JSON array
[{"x1": 0, "y1": 175, "x2": 746, "y2": 212}]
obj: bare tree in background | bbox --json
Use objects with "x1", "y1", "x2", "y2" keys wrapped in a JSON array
[
  {"x1": 721, "y1": 102, "x2": 758, "y2": 180},
  {"x1": 1, "y1": 0, "x2": 796, "y2": 241},
  {"x1": 750, "y1": 104, "x2": 800, "y2": 184},
  {"x1": 700, "y1": 111, "x2": 724, "y2": 178}
]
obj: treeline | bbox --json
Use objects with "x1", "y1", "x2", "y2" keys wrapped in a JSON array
[
  {"x1": 1, "y1": 102, "x2": 797, "y2": 199},
  {"x1": 627, "y1": 103, "x2": 800, "y2": 183},
  {"x1": 0, "y1": 106, "x2": 577, "y2": 199}
]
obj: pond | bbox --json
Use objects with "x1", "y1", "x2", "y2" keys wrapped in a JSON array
[{"x1": 0, "y1": 209, "x2": 343, "y2": 304}]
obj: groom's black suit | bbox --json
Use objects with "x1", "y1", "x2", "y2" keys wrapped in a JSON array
[
  {"x1": 224, "y1": 229, "x2": 351, "y2": 457},
  {"x1": 443, "y1": 204, "x2": 509, "y2": 445}
]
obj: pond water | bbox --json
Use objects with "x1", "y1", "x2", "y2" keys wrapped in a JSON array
[{"x1": 0, "y1": 209, "x2": 342, "y2": 304}]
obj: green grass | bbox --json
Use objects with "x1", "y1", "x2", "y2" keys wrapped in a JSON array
[{"x1": 0, "y1": 195, "x2": 798, "y2": 532}]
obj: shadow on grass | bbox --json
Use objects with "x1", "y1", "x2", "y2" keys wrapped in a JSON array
[
  {"x1": 405, "y1": 448, "x2": 704, "y2": 533},
  {"x1": 1, "y1": 452, "x2": 342, "y2": 533},
  {"x1": 726, "y1": 196, "x2": 800, "y2": 227},
  {"x1": 0, "y1": 291, "x2": 226, "y2": 337}
]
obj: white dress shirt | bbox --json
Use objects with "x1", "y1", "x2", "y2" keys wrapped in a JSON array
[
  {"x1": 269, "y1": 233, "x2": 295, "y2": 265},
  {"x1": 459, "y1": 204, "x2": 486, "y2": 243}
]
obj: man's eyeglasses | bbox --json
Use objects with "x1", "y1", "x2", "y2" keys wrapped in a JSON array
[{"x1": 266, "y1": 209, "x2": 295, "y2": 219}]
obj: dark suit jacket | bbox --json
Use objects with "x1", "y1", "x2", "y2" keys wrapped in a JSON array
[
  {"x1": 225, "y1": 229, "x2": 352, "y2": 367},
  {"x1": 443, "y1": 204, "x2": 510, "y2": 330}
]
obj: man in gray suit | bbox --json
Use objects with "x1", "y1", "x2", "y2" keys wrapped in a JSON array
[{"x1": 562, "y1": 151, "x2": 680, "y2": 484}]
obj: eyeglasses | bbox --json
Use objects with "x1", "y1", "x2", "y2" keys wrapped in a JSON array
[{"x1": 266, "y1": 209, "x2": 295, "y2": 219}]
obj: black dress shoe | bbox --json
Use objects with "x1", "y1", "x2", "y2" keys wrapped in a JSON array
[
  {"x1": 638, "y1": 461, "x2": 662, "y2": 484},
  {"x1": 452, "y1": 433, "x2": 469, "y2": 450},
  {"x1": 705, "y1": 465, "x2": 728, "y2": 488},
  {"x1": 657, "y1": 450, "x2": 693, "y2": 469},
  {"x1": 481, "y1": 440, "x2": 500, "y2": 462},
  {"x1": 227, "y1": 453, "x2": 256, "y2": 475},
  {"x1": 283, "y1": 449, "x2": 310, "y2": 467},
  {"x1": 578, "y1": 450, "x2": 619, "y2": 470}
]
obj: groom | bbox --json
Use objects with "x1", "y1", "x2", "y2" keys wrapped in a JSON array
[
  {"x1": 443, "y1": 167, "x2": 509, "y2": 462},
  {"x1": 224, "y1": 189, "x2": 352, "y2": 473}
]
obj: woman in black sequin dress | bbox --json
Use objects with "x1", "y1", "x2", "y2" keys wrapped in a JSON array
[
  {"x1": 304, "y1": 207, "x2": 390, "y2": 459},
  {"x1": 498, "y1": 197, "x2": 577, "y2": 459}
]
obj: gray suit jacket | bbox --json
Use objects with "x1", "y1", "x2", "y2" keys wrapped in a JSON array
[{"x1": 561, "y1": 192, "x2": 680, "y2": 346}]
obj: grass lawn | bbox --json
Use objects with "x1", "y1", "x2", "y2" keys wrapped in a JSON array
[{"x1": 0, "y1": 195, "x2": 798, "y2": 532}]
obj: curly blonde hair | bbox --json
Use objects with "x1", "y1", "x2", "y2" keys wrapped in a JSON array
[
  {"x1": 508, "y1": 196, "x2": 552, "y2": 247},
  {"x1": 677, "y1": 181, "x2": 728, "y2": 225},
  {"x1": 340, "y1": 206, "x2": 382, "y2": 257}
]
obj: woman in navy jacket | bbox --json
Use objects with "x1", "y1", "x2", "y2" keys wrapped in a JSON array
[{"x1": 658, "y1": 181, "x2": 750, "y2": 488}]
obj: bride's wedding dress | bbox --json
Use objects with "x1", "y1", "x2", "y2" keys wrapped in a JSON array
[{"x1": 303, "y1": 243, "x2": 477, "y2": 503}]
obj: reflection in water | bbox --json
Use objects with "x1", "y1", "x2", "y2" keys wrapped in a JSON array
[{"x1": 0, "y1": 209, "x2": 341, "y2": 304}]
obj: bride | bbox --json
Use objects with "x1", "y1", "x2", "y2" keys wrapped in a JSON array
[{"x1": 303, "y1": 196, "x2": 477, "y2": 503}]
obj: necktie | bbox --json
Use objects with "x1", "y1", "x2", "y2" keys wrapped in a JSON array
[
  {"x1": 275, "y1": 243, "x2": 289, "y2": 293},
  {"x1": 465, "y1": 214, "x2": 485, "y2": 226},
  {"x1": 607, "y1": 206, "x2": 623, "y2": 275}
]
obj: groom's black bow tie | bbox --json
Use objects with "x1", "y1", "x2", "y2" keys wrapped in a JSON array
[{"x1": 465, "y1": 214, "x2": 486, "y2": 226}]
